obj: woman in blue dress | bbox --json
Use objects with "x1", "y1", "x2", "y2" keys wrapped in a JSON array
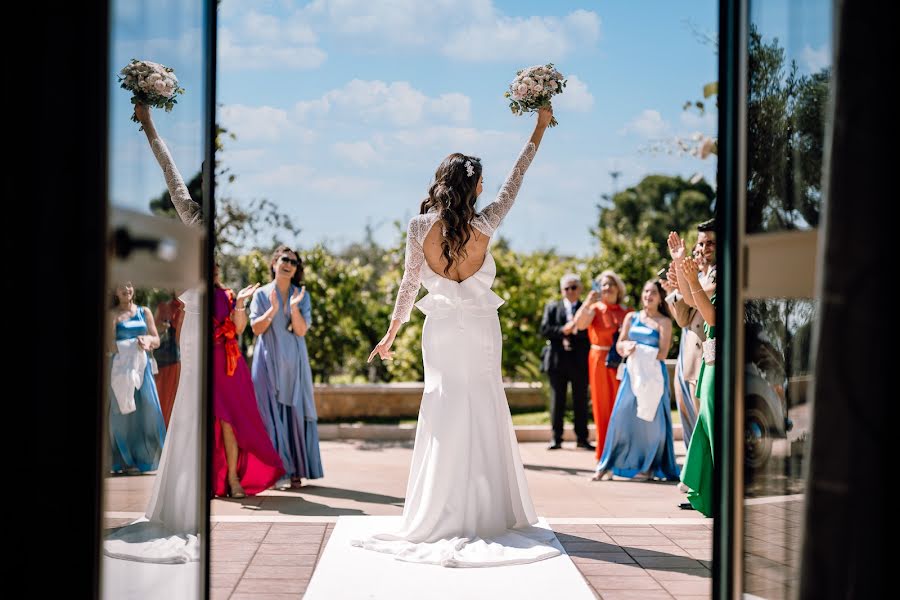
[
  {"x1": 591, "y1": 279, "x2": 680, "y2": 482},
  {"x1": 250, "y1": 246, "x2": 323, "y2": 489},
  {"x1": 108, "y1": 282, "x2": 167, "y2": 474}
]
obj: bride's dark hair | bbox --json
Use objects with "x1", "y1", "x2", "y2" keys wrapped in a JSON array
[{"x1": 419, "y1": 153, "x2": 483, "y2": 276}]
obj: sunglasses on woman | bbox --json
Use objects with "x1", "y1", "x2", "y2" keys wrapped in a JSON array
[{"x1": 279, "y1": 256, "x2": 300, "y2": 266}]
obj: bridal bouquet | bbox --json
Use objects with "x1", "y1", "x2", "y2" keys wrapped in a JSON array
[
  {"x1": 118, "y1": 59, "x2": 184, "y2": 126},
  {"x1": 504, "y1": 63, "x2": 566, "y2": 127}
]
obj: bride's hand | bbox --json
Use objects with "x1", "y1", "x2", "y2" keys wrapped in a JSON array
[
  {"x1": 537, "y1": 106, "x2": 553, "y2": 129},
  {"x1": 134, "y1": 103, "x2": 152, "y2": 125},
  {"x1": 368, "y1": 331, "x2": 397, "y2": 363}
]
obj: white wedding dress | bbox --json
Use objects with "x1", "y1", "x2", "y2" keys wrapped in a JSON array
[
  {"x1": 103, "y1": 134, "x2": 203, "y2": 564},
  {"x1": 352, "y1": 141, "x2": 560, "y2": 567}
]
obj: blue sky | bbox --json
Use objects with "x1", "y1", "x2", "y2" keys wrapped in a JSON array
[{"x1": 109, "y1": 0, "x2": 831, "y2": 256}]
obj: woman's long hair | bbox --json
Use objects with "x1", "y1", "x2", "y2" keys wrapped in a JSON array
[
  {"x1": 419, "y1": 153, "x2": 483, "y2": 277},
  {"x1": 644, "y1": 279, "x2": 671, "y2": 320}
]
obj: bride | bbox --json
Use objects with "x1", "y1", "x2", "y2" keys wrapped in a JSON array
[
  {"x1": 104, "y1": 103, "x2": 206, "y2": 563},
  {"x1": 354, "y1": 106, "x2": 560, "y2": 567}
]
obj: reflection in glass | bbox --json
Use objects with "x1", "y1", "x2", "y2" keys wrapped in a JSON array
[
  {"x1": 747, "y1": 2, "x2": 831, "y2": 233},
  {"x1": 742, "y1": 1, "x2": 830, "y2": 596},
  {"x1": 102, "y1": 0, "x2": 206, "y2": 598},
  {"x1": 742, "y1": 299, "x2": 815, "y2": 598},
  {"x1": 107, "y1": 282, "x2": 167, "y2": 476}
]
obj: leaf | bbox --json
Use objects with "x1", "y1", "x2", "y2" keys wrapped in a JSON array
[{"x1": 703, "y1": 81, "x2": 718, "y2": 98}]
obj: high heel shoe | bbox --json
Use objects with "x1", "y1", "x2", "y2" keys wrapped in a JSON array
[
  {"x1": 228, "y1": 475, "x2": 246, "y2": 499},
  {"x1": 591, "y1": 469, "x2": 612, "y2": 482}
]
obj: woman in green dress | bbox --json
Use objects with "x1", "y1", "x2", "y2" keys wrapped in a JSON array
[{"x1": 676, "y1": 254, "x2": 716, "y2": 516}]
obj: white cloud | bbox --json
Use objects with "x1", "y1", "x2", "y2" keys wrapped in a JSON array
[
  {"x1": 221, "y1": 148, "x2": 267, "y2": 170},
  {"x1": 220, "y1": 104, "x2": 293, "y2": 142},
  {"x1": 428, "y1": 93, "x2": 472, "y2": 123},
  {"x1": 553, "y1": 75, "x2": 594, "y2": 112},
  {"x1": 801, "y1": 44, "x2": 830, "y2": 73},
  {"x1": 443, "y1": 10, "x2": 601, "y2": 62},
  {"x1": 115, "y1": 29, "x2": 203, "y2": 67},
  {"x1": 621, "y1": 110, "x2": 670, "y2": 138},
  {"x1": 332, "y1": 141, "x2": 380, "y2": 168},
  {"x1": 248, "y1": 163, "x2": 315, "y2": 187},
  {"x1": 308, "y1": 175, "x2": 382, "y2": 196},
  {"x1": 392, "y1": 126, "x2": 518, "y2": 154},
  {"x1": 303, "y1": 0, "x2": 493, "y2": 44},
  {"x1": 564, "y1": 9, "x2": 602, "y2": 40},
  {"x1": 679, "y1": 109, "x2": 717, "y2": 134},
  {"x1": 237, "y1": 158, "x2": 382, "y2": 197},
  {"x1": 293, "y1": 80, "x2": 472, "y2": 127},
  {"x1": 242, "y1": 11, "x2": 318, "y2": 45},
  {"x1": 293, "y1": 1, "x2": 599, "y2": 62},
  {"x1": 218, "y1": 9, "x2": 326, "y2": 70}
]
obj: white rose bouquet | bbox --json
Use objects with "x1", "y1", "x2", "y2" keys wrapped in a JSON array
[
  {"x1": 118, "y1": 59, "x2": 184, "y2": 128},
  {"x1": 504, "y1": 63, "x2": 566, "y2": 127}
]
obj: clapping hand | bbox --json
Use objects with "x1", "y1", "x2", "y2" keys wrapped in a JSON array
[
  {"x1": 668, "y1": 231, "x2": 686, "y2": 261},
  {"x1": 664, "y1": 263, "x2": 680, "y2": 292},
  {"x1": 290, "y1": 286, "x2": 306, "y2": 309},
  {"x1": 681, "y1": 256, "x2": 700, "y2": 281},
  {"x1": 236, "y1": 283, "x2": 259, "y2": 305}
]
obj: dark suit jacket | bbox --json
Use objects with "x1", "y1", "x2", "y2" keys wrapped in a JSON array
[{"x1": 540, "y1": 299, "x2": 590, "y2": 372}]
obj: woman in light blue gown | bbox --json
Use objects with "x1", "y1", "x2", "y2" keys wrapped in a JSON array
[
  {"x1": 250, "y1": 246, "x2": 323, "y2": 488},
  {"x1": 592, "y1": 280, "x2": 680, "y2": 482},
  {"x1": 108, "y1": 282, "x2": 166, "y2": 474}
]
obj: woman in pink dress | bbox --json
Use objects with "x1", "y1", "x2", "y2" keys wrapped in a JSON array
[{"x1": 212, "y1": 267, "x2": 284, "y2": 498}]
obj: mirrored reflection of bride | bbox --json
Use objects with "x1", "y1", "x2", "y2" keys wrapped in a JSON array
[{"x1": 104, "y1": 104, "x2": 210, "y2": 564}]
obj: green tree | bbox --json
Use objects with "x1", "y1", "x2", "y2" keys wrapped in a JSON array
[
  {"x1": 492, "y1": 242, "x2": 586, "y2": 380},
  {"x1": 594, "y1": 174, "x2": 715, "y2": 258},
  {"x1": 300, "y1": 244, "x2": 378, "y2": 383},
  {"x1": 748, "y1": 27, "x2": 829, "y2": 231}
]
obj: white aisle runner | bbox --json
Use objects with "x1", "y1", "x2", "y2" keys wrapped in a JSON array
[{"x1": 305, "y1": 516, "x2": 595, "y2": 600}]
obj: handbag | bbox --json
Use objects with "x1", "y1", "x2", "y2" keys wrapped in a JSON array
[
  {"x1": 702, "y1": 338, "x2": 716, "y2": 366},
  {"x1": 154, "y1": 322, "x2": 180, "y2": 368},
  {"x1": 605, "y1": 330, "x2": 623, "y2": 370}
]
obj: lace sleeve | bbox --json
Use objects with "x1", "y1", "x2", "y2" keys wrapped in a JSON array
[
  {"x1": 472, "y1": 141, "x2": 537, "y2": 236},
  {"x1": 391, "y1": 217, "x2": 426, "y2": 323},
  {"x1": 150, "y1": 137, "x2": 203, "y2": 227}
]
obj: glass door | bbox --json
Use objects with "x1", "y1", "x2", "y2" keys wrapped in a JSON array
[
  {"x1": 717, "y1": 0, "x2": 832, "y2": 597},
  {"x1": 100, "y1": 1, "x2": 215, "y2": 598}
]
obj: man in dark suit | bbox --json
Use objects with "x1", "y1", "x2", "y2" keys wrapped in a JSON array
[{"x1": 540, "y1": 274, "x2": 594, "y2": 451}]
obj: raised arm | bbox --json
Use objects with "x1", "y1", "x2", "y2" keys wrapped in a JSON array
[
  {"x1": 668, "y1": 232, "x2": 697, "y2": 308},
  {"x1": 135, "y1": 103, "x2": 202, "y2": 226},
  {"x1": 231, "y1": 283, "x2": 259, "y2": 335},
  {"x1": 681, "y1": 257, "x2": 716, "y2": 326},
  {"x1": 368, "y1": 217, "x2": 426, "y2": 362},
  {"x1": 574, "y1": 290, "x2": 600, "y2": 331},
  {"x1": 472, "y1": 107, "x2": 552, "y2": 236}
]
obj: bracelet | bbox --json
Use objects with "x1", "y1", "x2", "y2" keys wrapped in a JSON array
[
  {"x1": 234, "y1": 306, "x2": 246, "y2": 312},
  {"x1": 689, "y1": 287, "x2": 703, "y2": 294}
]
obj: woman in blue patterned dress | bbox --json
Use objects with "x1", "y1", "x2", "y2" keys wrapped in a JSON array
[{"x1": 250, "y1": 246, "x2": 323, "y2": 489}]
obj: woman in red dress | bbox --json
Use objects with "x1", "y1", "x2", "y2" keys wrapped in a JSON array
[
  {"x1": 212, "y1": 267, "x2": 284, "y2": 498},
  {"x1": 574, "y1": 270, "x2": 628, "y2": 460}
]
